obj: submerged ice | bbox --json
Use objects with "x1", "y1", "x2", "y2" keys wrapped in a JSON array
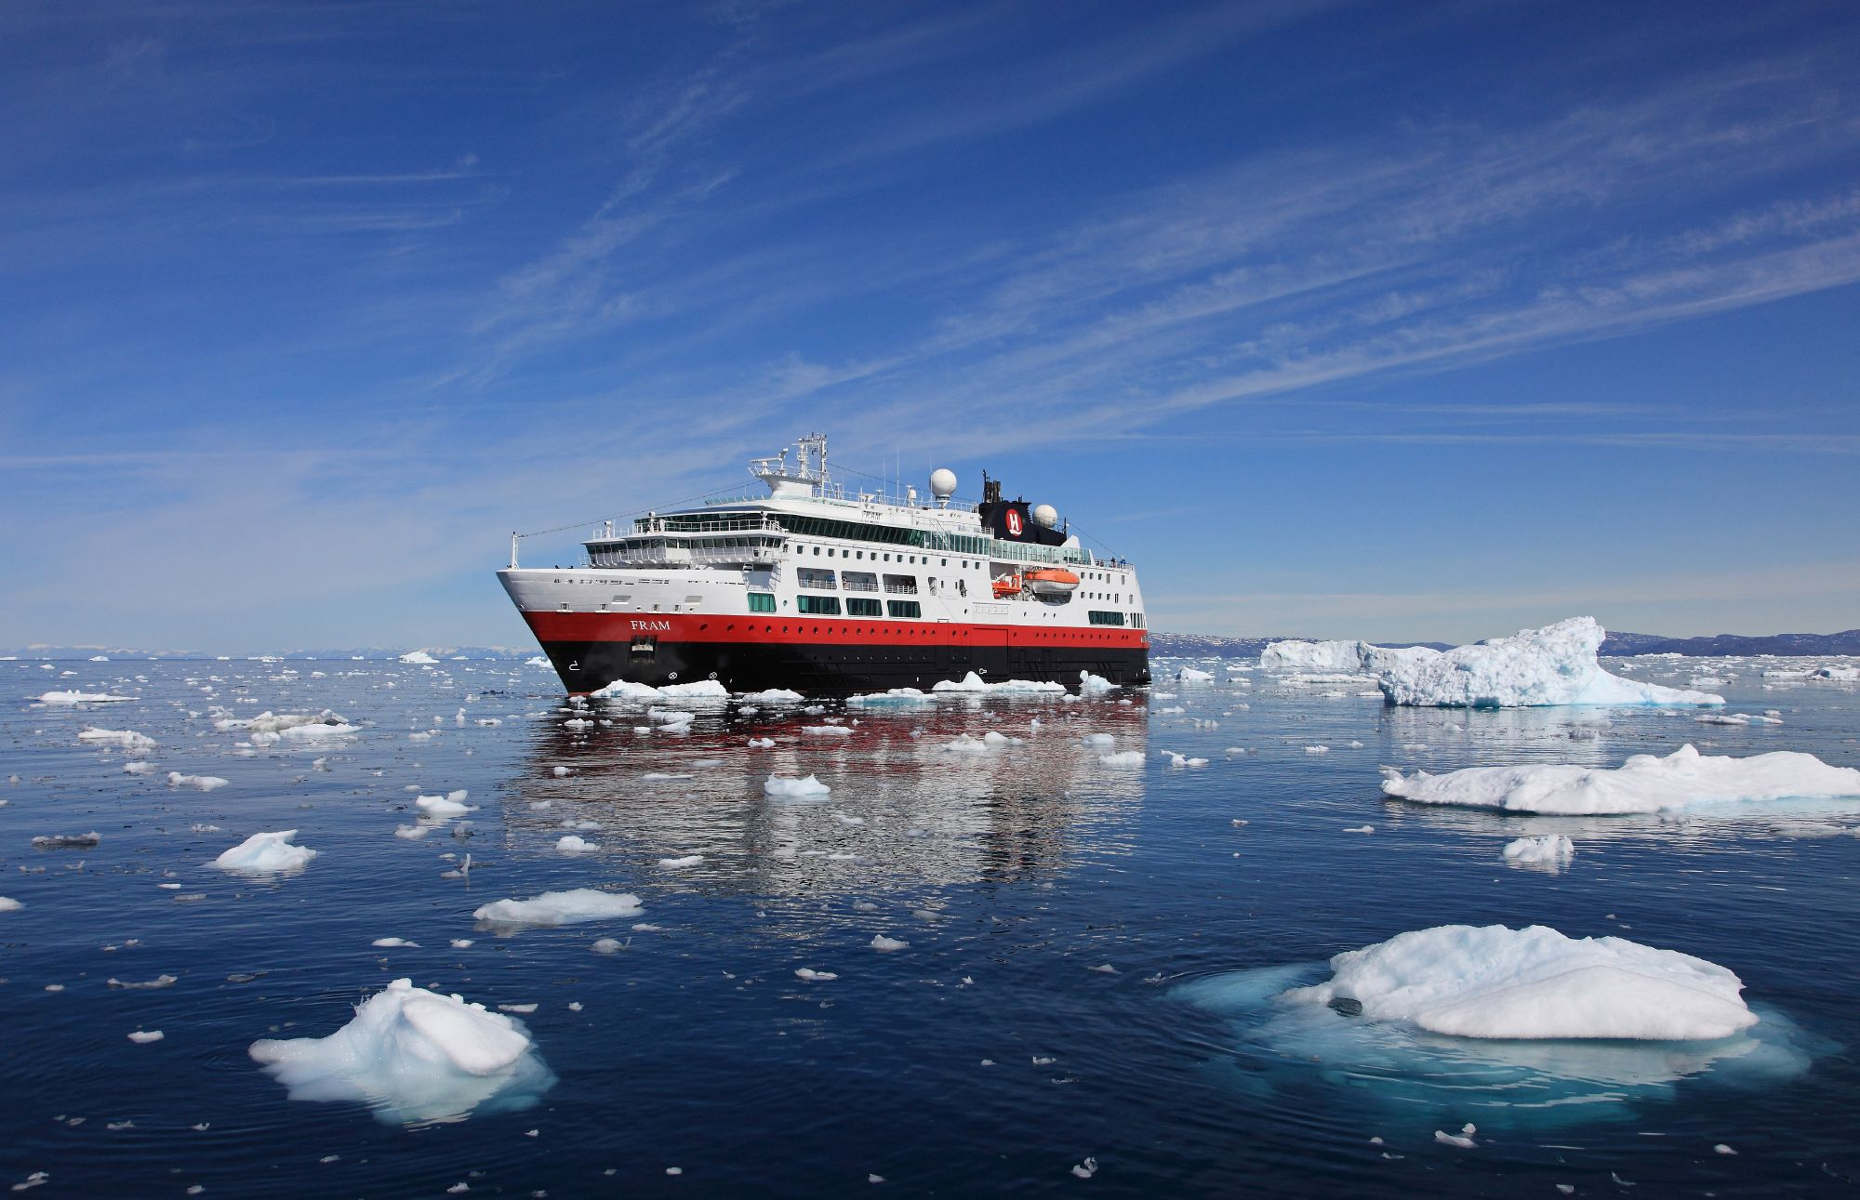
[
  {"x1": 249, "y1": 978, "x2": 553, "y2": 1125},
  {"x1": 1383, "y1": 744, "x2": 1860, "y2": 815}
]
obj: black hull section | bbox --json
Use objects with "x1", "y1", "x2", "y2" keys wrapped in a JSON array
[{"x1": 539, "y1": 640, "x2": 1150, "y2": 695}]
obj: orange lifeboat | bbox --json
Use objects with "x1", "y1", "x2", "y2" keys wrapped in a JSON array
[
  {"x1": 991, "y1": 573, "x2": 1023, "y2": 598},
  {"x1": 1024, "y1": 567, "x2": 1079, "y2": 597}
]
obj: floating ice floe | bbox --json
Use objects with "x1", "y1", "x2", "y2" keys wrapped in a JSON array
[
  {"x1": 1078, "y1": 671, "x2": 1117, "y2": 695},
  {"x1": 764, "y1": 774, "x2": 832, "y2": 798},
  {"x1": 1382, "y1": 744, "x2": 1860, "y2": 815},
  {"x1": 1370, "y1": 618, "x2": 1724, "y2": 708},
  {"x1": 216, "y1": 710, "x2": 355, "y2": 740},
  {"x1": 1283, "y1": 924, "x2": 1756, "y2": 1041},
  {"x1": 555, "y1": 835, "x2": 601, "y2": 855},
  {"x1": 589, "y1": 678, "x2": 728, "y2": 702},
  {"x1": 38, "y1": 691, "x2": 135, "y2": 705},
  {"x1": 1503, "y1": 834, "x2": 1575, "y2": 870},
  {"x1": 802, "y1": 724, "x2": 853, "y2": 737},
  {"x1": 1176, "y1": 667, "x2": 1215, "y2": 683},
  {"x1": 0, "y1": 897, "x2": 21, "y2": 912},
  {"x1": 167, "y1": 772, "x2": 229, "y2": 792},
  {"x1": 248, "y1": 978, "x2": 553, "y2": 1126},
  {"x1": 213, "y1": 830, "x2": 318, "y2": 876},
  {"x1": 870, "y1": 935, "x2": 908, "y2": 952},
  {"x1": 33, "y1": 832, "x2": 100, "y2": 849},
  {"x1": 847, "y1": 687, "x2": 934, "y2": 707},
  {"x1": 398, "y1": 650, "x2": 439, "y2": 665},
  {"x1": 747, "y1": 737, "x2": 775, "y2": 748},
  {"x1": 122, "y1": 761, "x2": 157, "y2": 775},
  {"x1": 932, "y1": 672, "x2": 1065, "y2": 695},
  {"x1": 658, "y1": 854, "x2": 704, "y2": 869},
  {"x1": 127, "y1": 1030, "x2": 165, "y2": 1044},
  {"x1": 738, "y1": 688, "x2": 804, "y2": 703},
  {"x1": 415, "y1": 791, "x2": 474, "y2": 818},
  {"x1": 78, "y1": 727, "x2": 157, "y2": 751},
  {"x1": 1098, "y1": 750, "x2": 1146, "y2": 766},
  {"x1": 473, "y1": 888, "x2": 643, "y2": 928}
]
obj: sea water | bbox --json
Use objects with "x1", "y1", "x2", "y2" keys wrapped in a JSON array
[{"x1": 2, "y1": 654, "x2": 1858, "y2": 1196}]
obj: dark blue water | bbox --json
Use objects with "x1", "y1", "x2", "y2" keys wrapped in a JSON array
[{"x1": 3, "y1": 654, "x2": 1858, "y2": 1196}]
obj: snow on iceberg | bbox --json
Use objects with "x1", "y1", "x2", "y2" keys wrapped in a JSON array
[
  {"x1": 1260, "y1": 640, "x2": 1369, "y2": 671},
  {"x1": 1382, "y1": 744, "x2": 1860, "y2": 815},
  {"x1": 213, "y1": 830, "x2": 318, "y2": 876},
  {"x1": 473, "y1": 888, "x2": 643, "y2": 928},
  {"x1": 1282, "y1": 924, "x2": 1756, "y2": 1041},
  {"x1": 248, "y1": 978, "x2": 553, "y2": 1126},
  {"x1": 1370, "y1": 618, "x2": 1724, "y2": 708}
]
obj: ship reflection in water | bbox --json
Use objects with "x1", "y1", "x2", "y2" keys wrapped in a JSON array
[{"x1": 502, "y1": 692, "x2": 1151, "y2": 895}]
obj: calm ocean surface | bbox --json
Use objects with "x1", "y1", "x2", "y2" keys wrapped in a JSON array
[{"x1": 3, "y1": 654, "x2": 1858, "y2": 1197}]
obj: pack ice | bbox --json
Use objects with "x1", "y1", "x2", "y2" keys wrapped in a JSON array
[
  {"x1": 1383, "y1": 744, "x2": 1860, "y2": 815},
  {"x1": 1283, "y1": 924, "x2": 1757, "y2": 1041},
  {"x1": 249, "y1": 978, "x2": 553, "y2": 1125}
]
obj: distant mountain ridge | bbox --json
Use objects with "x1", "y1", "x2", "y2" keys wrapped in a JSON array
[
  {"x1": 1152, "y1": 629, "x2": 1860, "y2": 659},
  {"x1": 1596, "y1": 630, "x2": 1860, "y2": 657}
]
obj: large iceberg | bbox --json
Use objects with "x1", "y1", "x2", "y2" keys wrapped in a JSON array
[
  {"x1": 249, "y1": 978, "x2": 553, "y2": 1125},
  {"x1": 1369, "y1": 618, "x2": 1723, "y2": 708},
  {"x1": 1383, "y1": 744, "x2": 1860, "y2": 815},
  {"x1": 1260, "y1": 640, "x2": 1370, "y2": 671},
  {"x1": 1283, "y1": 924, "x2": 1756, "y2": 1041}
]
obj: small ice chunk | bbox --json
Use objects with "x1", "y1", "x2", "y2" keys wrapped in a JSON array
[
  {"x1": 248, "y1": 978, "x2": 551, "y2": 1125},
  {"x1": 738, "y1": 688, "x2": 804, "y2": 703},
  {"x1": 555, "y1": 835, "x2": 601, "y2": 854},
  {"x1": 127, "y1": 1030, "x2": 165, "y2": 1044},
  {"x1": 474, "y1": 889, "x2": 643, "y2": 928},
  {"x1": 167, "y1": 772, "x2": 229, "y2": 792},
  {"x1": 123, "y1": 761, "x2": 157, "y2": 775},
  {"x1": 658, "y1": 854, "x2": 704, "y2": 869},
  {"x1": 32, "y1": 832, "x2": 100, "y2": 849},
  {"x1": 213, "y1": 830, "x2": 318, "y2": 876},
  {"x1": 1433, "y1": 1127, "x2": 1476, "y2": 1149},
  {"x1": 747, "y1": 737, "x2": 775, "y2": 748},
  {"x1": 869, "y1": 935, "x2": 908, "y2": 952},
  {"x1": 0, "y1": 897, "x2": 21, "y2": 913},
  {"x1": 1503, "y1": 834, "x2": 1575, "y2": 870},
  {"x1": 764, "y1": 774, "x2": 831, "y2": 798},
  {"x1": 415, "y1": 793, "x2": 475, "y2": 818},
  {"x1": 371, "y1": 937, "x2": 419, "y2": 948},
  {"x1": 795, "y1": 968, "x2": 838, "y2": 981},
  {"x1": 802, "y1": 724, "x2": 853, "y2": 737},
  {"x1": 1070, "y1": 1156, "x2": 1098, "y2": 1179},
  {"x1": 40, "y1": 691, "x2": 136, "y2": 704},
  {"x1": 591, "y1": 938, "x2": 624, "y2": 954}
]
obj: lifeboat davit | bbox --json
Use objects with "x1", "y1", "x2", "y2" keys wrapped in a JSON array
[{"x1": 1024, "y1": 568, "x2": 1079, "y2": 597}]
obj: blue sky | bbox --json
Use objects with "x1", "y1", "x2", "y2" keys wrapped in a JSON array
[{"x1": 4, "y1": 0, "x2": 1857, "y2": 651}]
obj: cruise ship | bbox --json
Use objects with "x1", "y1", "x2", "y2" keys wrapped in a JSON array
[{"x1": 499, "y1": 434, "x2": 1150, "y2": 695}]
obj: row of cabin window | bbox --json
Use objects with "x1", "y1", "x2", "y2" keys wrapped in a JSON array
[
  {"x1": 795, "y1": 568, "x2": 919, "y2": 593},
  {"x1": 802, "y1": 543, "x2": 975, "y2": 571},
  {"x1": 790, "y1": 595, "x2": 921, "y2": 618}
]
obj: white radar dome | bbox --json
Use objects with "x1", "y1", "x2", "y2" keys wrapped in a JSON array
[
  {"x1": 1032, "y1": 503, "x2": 1059, "y2": 528},
  {"x1": 929, "y1": 468, "x2": 958, "y2": 498}
]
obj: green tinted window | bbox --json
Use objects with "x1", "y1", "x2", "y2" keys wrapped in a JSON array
[
  {"x1": 846, "y1": 597, "x2": 882, "y2": 617},
  {"x1": 748, "y1": 592, "x2": 776, "y2": 612},
  {"x1": 886, "y1": 600, "x2": 921, "y2": 618},
  {"x1": 797, "y1": 595, "x2": 842, "y2": 615}
]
